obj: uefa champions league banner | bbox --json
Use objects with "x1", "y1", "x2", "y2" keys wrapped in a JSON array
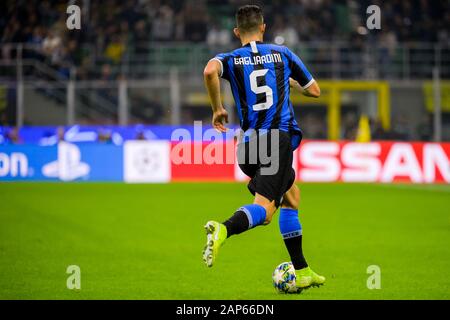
[
  {"x1": 293, "y1": 141, "x2": 450, "y2": 183},
  {"x1": 0, "y1": 141, "x2": 171, "y2": 182},
  {"x1": 0, "y1": 142, "x2": 123, "y2": 182},
  {"x1": 170, "y1": 141, "x2": 450, "y2": 183},
  {"x1": 0, "y1": 141, "x2": 449, "y2": 183}
]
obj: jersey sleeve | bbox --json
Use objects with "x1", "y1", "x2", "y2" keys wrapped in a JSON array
[
  {"x1": 210, "y1": 53, "x2": 230, "y2": 80},
  {"x1": 284, "y1": 48, "x2": 315, "y2": 89}
]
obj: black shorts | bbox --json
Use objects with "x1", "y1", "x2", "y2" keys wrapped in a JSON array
[{"x1": 237, "y1": 130, "x2": 299, "y2": 207}]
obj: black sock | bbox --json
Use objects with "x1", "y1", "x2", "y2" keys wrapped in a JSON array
[
  {"x1": 223, "y1": 210, "x2": 249, "y2": 238},
  {"x1": 283, "y1": 235, "x2": 308, "y2": 270}
]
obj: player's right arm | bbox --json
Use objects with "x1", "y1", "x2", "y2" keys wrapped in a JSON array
[{"x1": 203, "y1": 59, "x2": 228, "y2": 133}]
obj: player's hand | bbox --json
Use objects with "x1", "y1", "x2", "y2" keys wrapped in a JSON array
[{"x1": 212, "y1": 108, "x2": 229, "y2": 133}]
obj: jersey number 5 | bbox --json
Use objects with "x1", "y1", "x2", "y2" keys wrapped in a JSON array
[{"x1": 249, "y1": 69, "x2": 273, "y2": 111}]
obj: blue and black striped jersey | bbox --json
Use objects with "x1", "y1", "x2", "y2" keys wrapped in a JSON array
[{"x1": 211, "y1": 41, "x2": 314, "y2": 150}]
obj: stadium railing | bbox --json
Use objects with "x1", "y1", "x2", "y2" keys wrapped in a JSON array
[{"x1": 0, "y1": 42, "x2": 448, "y2": 141}]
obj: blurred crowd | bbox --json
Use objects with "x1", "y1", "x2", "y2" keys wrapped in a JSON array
[
  {"x1": 0, "y1": 0, "x2": 448, "y2": 140},
  {"x1": 1, "y1": 0, "x2": 448, "y2": 78},
  {"x1": 293, "y1": 110, "x2": 431, "y2": 141}
]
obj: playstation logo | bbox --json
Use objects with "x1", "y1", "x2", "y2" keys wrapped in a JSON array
[{"x1": 42, "y1": 142, "x2": 90, "y2": 181}]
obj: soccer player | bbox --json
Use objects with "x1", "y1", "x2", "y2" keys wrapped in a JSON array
[{"x1": 202, "y1": 5, "x2": 325, "y2": 289}]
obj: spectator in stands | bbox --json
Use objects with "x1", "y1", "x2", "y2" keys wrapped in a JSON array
[
  {"x1": 104, "y1": 35, "x2": 126, "y2": 65},
  {"x1": 417, "y1": 114, "x2": 433, "y2": 141},
  {"x1": 98, "y1": 128, "x2": 123, "y2": 145},
  {"x1": 272, "y1": 15, "x2": 299, "y2": 47},
  {"x1": 183, "y1": 2, "x2": 208, "y2": 42},
  {"x1": 392, "y1": 115, "x2": 411, "y2": 141},
  {"x1": 5, "y1": 127, "x2": 22, "y2": 144},
  {"x1": 301, "y1": 113, "x2": 327, "y2": 140},
  {"x1": 97, "y1": 63, "x2": 118, "y2": 107},
  {"x1": 371, "y1": 119, "x2": 388, "y2": 140},
  {"x1": 1, "y1": 17, "x2": 22, "y2": 60},
  {"x1": 206, "y1": 22, "x2": 232, "y2": 49},
  {"x1": 133, "y1": 20, "x2": 150, "y2": 56},
  {"x1": 42, "y1": 30, "x2": 63, "y2": 66},
  {"x1": 134, "y1": 125, "x2": 157, "y2": 140},
  {"x1": 342, "y1": 112, "x2": 358, "y2": 140},
  {"x1": 152, "y1": 5, "x2": 174, "y2": 41},
  {"x1": 174, "y1": 11, "x2": 186, "y2": 41},
  {"x1": 28, "y1": 26, "x2": 45, "y2": 47},
  {"x1": 57, "y1": 126, "x2": 66, "y2": 142},
  {"x1": 378, "y1": 26, "x2": 398, "y2": 77},
  {"x1": 343, "y1": 32, "x2": 365, "y2": 78},
  {"x1": 98, "y1": 128, "x2": 113, "y2": 143},
  {"x1": 135, "y1": 129, "x2": 146, "y2": 140}
]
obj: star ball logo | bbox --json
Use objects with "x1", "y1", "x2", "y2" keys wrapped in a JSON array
[{"x1": 132, "y1": 148, "x2": 162, "y2": 175}]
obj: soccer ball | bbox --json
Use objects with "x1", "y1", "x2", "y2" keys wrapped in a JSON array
[{"x1": 272, "y1": 262, "x2": 301, "y2": 293}]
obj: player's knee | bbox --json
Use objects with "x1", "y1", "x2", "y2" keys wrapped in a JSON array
[
  {"x1": 253, "y1": 193, "x2": 277, "y2": 224},
  {"x1": 291, "y1": 186, "x2": 300, "y2": 209},
  {"x1": 263, "y1": 206, "x2": 277, "y2": 225},
  {"x1": 281, "y1": 185, "x2": 300, "y2": 209}
]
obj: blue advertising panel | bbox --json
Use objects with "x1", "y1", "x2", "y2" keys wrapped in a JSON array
[
  {"x1": 0, "y1": 125, "x2": 239, "y2": 145},
  {"x1": 0, "y1": 142, "x2": 123, "y2": 181}
]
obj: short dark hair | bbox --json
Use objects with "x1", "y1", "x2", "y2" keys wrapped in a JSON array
[{"x1": 236, "y1": 5, "x2": 264, "y2": 33}]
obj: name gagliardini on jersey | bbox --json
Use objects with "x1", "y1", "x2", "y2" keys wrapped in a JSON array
[{"x1": 234, "y1": 52, "x2": 282, "y2": 65}]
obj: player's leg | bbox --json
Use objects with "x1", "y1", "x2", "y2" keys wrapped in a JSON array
[
  {"x1": 279, "y1": 184, "x2": 307, "y2": 269},
  {"x1": 222, "y1": 191, "x2": 277, "y2": 236},
  {"x1": 203, "y1": 133, "x2": 273, "y2": 267},
  {"x1": 279, "y1": 184, "x2": 325, "y2": 288},
  {"x1": 203, "y1": 193, "x2": 276, "y2": 267},
  {"x1": 203, "y1": 129, "x2": 288, "y2": 267}
]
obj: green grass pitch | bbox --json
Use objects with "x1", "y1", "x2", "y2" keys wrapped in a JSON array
[{"x1": 0, "y1": 182, "x2": 449, "y2": 300}]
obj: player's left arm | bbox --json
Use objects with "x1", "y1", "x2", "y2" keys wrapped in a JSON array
[
  {"x1": 290, "y1": 78, "x2": 321, "y2": 98},
  {"x1": 286, "y1": 48, "x2": 320, "y2": 98},
  {"x1": 204, "y1": 59, "x2": 228, "y2": 132}
]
